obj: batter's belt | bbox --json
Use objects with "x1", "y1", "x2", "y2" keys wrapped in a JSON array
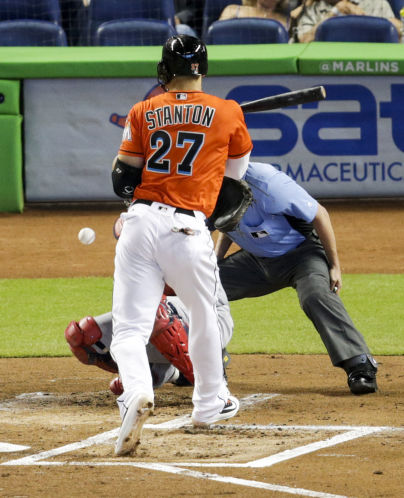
[{"x1": 133, "y1": 199, "x2": 195, "y2": 217}]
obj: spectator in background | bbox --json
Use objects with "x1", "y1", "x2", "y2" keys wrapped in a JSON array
[
  {"x1": 175, "y1": 0, "x2": 204, "y2": 37},
  {"x1": 219, "y1": 0, "x2": 289, "y2": 28},
  {"x1": 60, "y1": 0, "x2": 89, "y2": 46},
  {"x1": 62, "y1": 0, "x2": 203, "y2": 43},
  {"x1": 292, "y1": 0, "x2": 401, "y2": 43}
]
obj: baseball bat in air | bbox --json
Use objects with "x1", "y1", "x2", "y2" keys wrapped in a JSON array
[{"x1": 240, "y1": 86, "x2": 326, "y2": 113}]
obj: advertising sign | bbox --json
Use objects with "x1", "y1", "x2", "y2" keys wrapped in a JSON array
[{"x1": 24, "y1": 75, "x2": 404, "y2": 201}]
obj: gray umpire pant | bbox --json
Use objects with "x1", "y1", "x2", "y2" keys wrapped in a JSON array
[{"x1": 218, "y1": 238, "x2": 370, "y2": 366}]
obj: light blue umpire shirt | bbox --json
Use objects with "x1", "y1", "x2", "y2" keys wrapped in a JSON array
[{"x1": 227, "y1": 162, "x2": 319, "y2": 258}]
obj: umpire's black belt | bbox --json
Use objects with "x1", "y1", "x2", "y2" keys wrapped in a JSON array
[{"x1": 133, "y1": 199, "x2": 195, "y2": 217}]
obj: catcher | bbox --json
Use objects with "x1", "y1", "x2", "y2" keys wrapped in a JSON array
[{"x1": 65, "y1": 284, "x2": 234, "y2": 398}]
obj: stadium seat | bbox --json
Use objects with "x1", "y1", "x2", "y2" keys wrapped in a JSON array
[
  {"x1": 0, "y1": 20, "x2": 67, "y2": 46},
  {"x1": 201, "y1": 0, "x2": 241, "y2": 40},
  {"x1": 388, "y1": 0, "x2": 404, "y2": 18},
  {"x1": 315, "y1": 15, "x2": 399, "y2": 43},
  {"x1": 87, "y1": 0, "x2": 176, "y2": 45},
  {"x1": 205, "y1": 18, "x2": 289, "y2": 45},
  {"x1": 94, "y1": 19, "x2": 176, "y2": 46},
  {"x1": 0, "y1": 0, "x2": 61, "y2": 24}
]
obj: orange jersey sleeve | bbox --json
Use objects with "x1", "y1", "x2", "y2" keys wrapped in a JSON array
[{"x1": 119, "y1": 91, "x2": 252, "y2": 217}]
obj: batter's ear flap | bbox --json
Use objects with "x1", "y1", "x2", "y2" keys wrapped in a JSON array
[{"x1": 157, "y1": 60, "x2": 172, "y2": 86}]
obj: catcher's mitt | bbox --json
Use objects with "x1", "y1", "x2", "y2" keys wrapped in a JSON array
[{"x1": 209, "y1": 177, "x2": 253, "y2": 232}]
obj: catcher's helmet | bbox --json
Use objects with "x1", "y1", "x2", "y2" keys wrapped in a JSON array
[{"x1": 157, "y1": 35, "x2": 208, "y2": 86}]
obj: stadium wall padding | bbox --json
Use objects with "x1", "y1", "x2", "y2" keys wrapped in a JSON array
[{"x1": 0, "y1": 80, "x2": 23, "y2": 212}]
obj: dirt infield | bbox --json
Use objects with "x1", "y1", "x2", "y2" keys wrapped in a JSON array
[
  {"x1": 2, "y1": 199, "x2": 404, "y2": 278},
  {"x1": 1, "y1": 200, "x2": 403, "y2": 497}
]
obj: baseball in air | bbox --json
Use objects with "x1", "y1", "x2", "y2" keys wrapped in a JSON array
[{"x1": 78, "y1": 227, "x2": 96, "y2": 245}]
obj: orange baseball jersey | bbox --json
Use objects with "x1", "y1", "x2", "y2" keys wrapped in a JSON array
[{"x1": 119, "y1": 90, "x2": 252, "y2": 217}]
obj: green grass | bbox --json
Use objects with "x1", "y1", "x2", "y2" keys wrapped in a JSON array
[
  {"x1": 1, "y1": 275, "x2": 403, "y2": 357},
  {"x1": 229, "y1": 275, "x2": 404, "y2": 355},
  {"x1": 0, "y1": 277, "x2": 113, "y2": 357}
]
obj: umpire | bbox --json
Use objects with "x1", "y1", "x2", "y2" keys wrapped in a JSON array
[{"x1": 216, "y1": 161, "x2": 378, "y2": 395}]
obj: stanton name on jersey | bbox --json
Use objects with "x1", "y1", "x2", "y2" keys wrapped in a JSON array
[{"x1": 145, "y1": 104, "x2": 216, "y2": 130}]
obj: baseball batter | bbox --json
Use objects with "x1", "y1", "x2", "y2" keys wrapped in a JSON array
[
  {"x1": 216, "y1": 161, "x2": 378, "y2": 395},
  {"x1": 110, "y1": 35, "x2": 252, "y2": 455}
]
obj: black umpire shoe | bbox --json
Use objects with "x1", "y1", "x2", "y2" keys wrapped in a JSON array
[
  {"x1": 343, "y1": 354, "x2": 378, "y2": 395},
  {"x1": 348, "y1": 367, "x2": 378, "y2": 395}
]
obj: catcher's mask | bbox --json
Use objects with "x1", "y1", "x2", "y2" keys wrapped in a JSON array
[{"x1": 157, "y1": 34, "x2": 208, "y2": 86}]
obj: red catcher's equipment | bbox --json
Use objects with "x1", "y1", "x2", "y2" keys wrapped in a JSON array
[
  {"x1": 64, "y1": 316, "x2": 118, "y2": 374},
  {"x1": 163, "y1": 283, "x2": 175, "y2": 296},
  {"x1": 110, "y1": 377, "x2": 124, "y2": 396},
  {"x1": 150, "y1": 297, "x2": 194, "y2": 385}
]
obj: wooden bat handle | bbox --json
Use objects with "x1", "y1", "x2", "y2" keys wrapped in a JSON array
[{"x1": 241, "y1": 86, "x2": 326, "y2": 113}]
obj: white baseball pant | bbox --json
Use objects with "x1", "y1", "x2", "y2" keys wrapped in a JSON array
[{"x1": 110, "y1": 201, "x2": 229, "y2": 422}]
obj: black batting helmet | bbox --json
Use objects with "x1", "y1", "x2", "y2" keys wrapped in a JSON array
[{"x1": 157, "y1": 35, "x2": 208, "y2": 86}]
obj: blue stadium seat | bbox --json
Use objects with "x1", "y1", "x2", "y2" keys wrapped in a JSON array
[
  {"x1": 315, "y1": 15, "x2": 399, "y2": 43},
  {"x1": 0, "y1": 20, "x2": 67, "y2": 46},
  {"x1": 202, "y1": 0, "x2": 241, "y2": 40},
  {"x1": 88, "y1": 0, "x2": 176, "y2": 45},
  {"x1": 388, "y1": 0, "x2": 404, "y2": 18},
  {"x1": 94, "y1": 19, "x2": 176, "y2": 46},
  {"x1": 205, "y1": 18, "x2": 289, "y2": 45},
  {"x1": 0, "y1": 0, "x2": 61, "y2": 24}
]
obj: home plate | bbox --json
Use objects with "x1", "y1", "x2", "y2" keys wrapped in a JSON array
[{"x1": 0, "y1": 443, "x2": 30, "y2": 453}]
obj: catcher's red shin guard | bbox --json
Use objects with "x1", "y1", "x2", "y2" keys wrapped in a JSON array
[
  {"x1": 150, "y1": 297, "x2": 194, "y2": 385},
  {"x1": 64, "y1": 317, "x2": 118, "y2": 374}
]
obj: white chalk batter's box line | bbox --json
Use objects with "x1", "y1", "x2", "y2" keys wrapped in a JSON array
[{"x1": 2, "y1": 393, "x2": 403, "y2": 498}]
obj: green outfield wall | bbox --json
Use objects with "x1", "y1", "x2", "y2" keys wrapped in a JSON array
[{"x1": 0, "y1": 43, "x2": 403, "y2": 212}]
